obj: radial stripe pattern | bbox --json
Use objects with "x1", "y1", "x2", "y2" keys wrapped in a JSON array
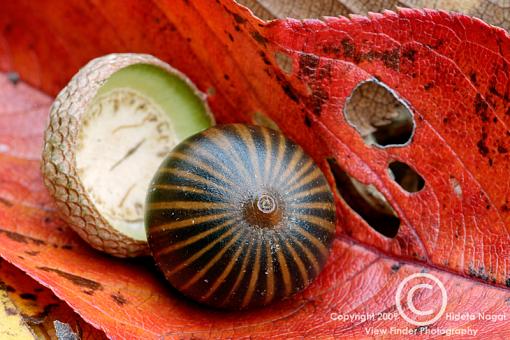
[{"x1": 145, "y1": 124, "x2": 336, "y2": 309}]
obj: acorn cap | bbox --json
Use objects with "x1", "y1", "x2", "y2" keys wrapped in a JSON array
[{"x1": 42, "y1": 53, "x2": 213, "y2": 257}]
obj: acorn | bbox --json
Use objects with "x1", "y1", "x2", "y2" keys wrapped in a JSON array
[
  {"x1": 42, "y1": 53, "x2": 213, "y2": 257},
  {"x1": 145, "y1": 124, "x2": 336, "y2": 309}
]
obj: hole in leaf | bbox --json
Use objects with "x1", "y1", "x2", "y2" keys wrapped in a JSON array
[
  {"x1": 274, "y1": 51, "x2": 293, "y2": 75},
  {"x1": 327, "y1": 158, "x2": 400, "y2": 238},
  {"x1": 450, "y1": 176, "x2": 462, "y2": 197},
  {"x1": 388, "y1": 161, "x2": 425, "y2": 193},
  {"x1": 344, "y1": 79, "x2": 415, "y2": 147}
]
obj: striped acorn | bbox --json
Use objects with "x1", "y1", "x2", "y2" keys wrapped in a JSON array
[{"x1": 145, "y1": 124, "x2": 336, "y2": 309}]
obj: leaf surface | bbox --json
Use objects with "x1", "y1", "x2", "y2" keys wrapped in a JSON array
[
  {"x1": 0, "y1": 260, "x2": 107, "y2": 339},
  {"x1": 0, "y1": 0, "x2": 509, "y2": 338}
]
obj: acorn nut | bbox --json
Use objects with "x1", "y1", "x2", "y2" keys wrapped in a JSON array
[
  {"x1": 42, "y1": 53, "x2": 213, "y2": 257},
  {"x1": 145, "y1": 124, "x2": 336, "y2": 309}
]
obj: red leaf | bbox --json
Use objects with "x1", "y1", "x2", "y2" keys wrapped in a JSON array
[{"x1": 0, "y1": 0, "x2": 509, "y2": 338}]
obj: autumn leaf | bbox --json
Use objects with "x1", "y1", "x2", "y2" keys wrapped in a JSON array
[
  {"x1": 0, "y1": 0, "x2": 509, "y2": 338},
  {"x1": 238, "y1": 0, "x2": 510, "y2": 32},
  {"x1": 0, "y1": 260, "x2": 106, "y2": 339}
]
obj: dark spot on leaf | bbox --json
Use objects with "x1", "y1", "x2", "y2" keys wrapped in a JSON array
[
  {"x1": 506, "y1": 278, "x2": 510, "y2": 287},
  {"x1": 24, "y1": 250, "x2": 39, "y2": 256},
  {"x1": 304, "y1": 115, "x2": 312, "y2": 128},
  {"x1": 322, "y1": 44, "x2": 341, "y2": 56},
  {"x1": 61, "y1": 244, "x2": 73, "y2": 250},
  {"x1": 83, "y1": 290, "x2": 94, "y2": 295},
  {"x1": 20, "y1": 293, "x2": 37, "y2": 301},
  {"x1": 341, "y1": 39, "x2": 354, "y2": 58},
  {"x1": 381, "y1": 49, "x2": 400, "y2": 70},
  {"x1": 424, "y1": 82, "x2": 434, "y2": 90},
  {"x1": 470, "y1": 72, "x2": 477, "y2": 85},
  {"x1": 251, "y1": 31, "x2": 267, "y2": 46},
  {"x1": 234, "y1": 25, "x2": 241, "y2": 32},
  {"x1": 0, "y1": 228, "x2": 46, "y2": 245},
  {"x1": 4, "y1": 307, "x2": 17, "y2": 316},
  {"x1": 259, "y1": 51, "x2": 271, "y2": 65},
  {"x1": 468, "y1": 266, "x2": 489, "y2": 282},
  {"x1": 0, "y1": 197, "x2": 13, "y2": 207},
  {"x1": 427, "y1": 39, "x2": 444, "y2": 50},
  {"x1": 223, "y1": 74, "x2": 230, "y2": 80},
  {"x1": 279, "y1": 80, "x2": 300, "y2": 103},
  {"x1": 227, "y1": 32, "x2": 234, "y2": 42},
  {"x1": 402, "y1": 48, "x2": 416, "y2": 62},
  {"x1": 318, "y1": 62, "x2": 332, "y2": 80},
  {"x1": 497, "y1": 145, "x2": 508, "y2": 154},
  {"x1": 501, "y1": 203, "x2": 510, "y2": 212},
  {"x1": 477, "y1": 132, "x2": 489, "y2": 157},
  {"x1": 299, "y1": 53, "x2": 319, "y2": 78},
  {"x1": 391, "y1": 263, "x2": 401, "y2": 272},
  {"x1": 7, "y1": 72, "x2": 19, "y2": 85},
  {"x1": 232, "y1": 13, "x2": 246, "y2": 24},
  {"x1": 111, "y1": 292, "x2": 128, "y2": 306},
  {"x1": 474, "y1": 93, "x2": 490, "y2": 122},
  {"x1": 307, "y1": 88, "x2": 329, "y2": 116},
  {"x1": 186, "y1": 37, "x2": 191, "y2": 43},
  {"x1": 37, "y1": 267, "x2": 103, "y2": 292}
]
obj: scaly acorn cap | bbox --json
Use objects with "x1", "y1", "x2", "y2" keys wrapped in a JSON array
[{"x1": 42, "y1": 53, "x2": 213, "y2": 257}]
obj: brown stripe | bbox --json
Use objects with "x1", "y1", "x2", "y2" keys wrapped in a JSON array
[
  {"x1": 291, "y1": 201, "x2": 335, "y2": 211},
  {"x1": 207, "y1": 130, "x2": 251, "y2": 181},
  {"x1": 159, "y1": 168, "x2": 228, "y2": 194},
  {"x1": 261, "y1": 127, "x2": 273, "y2": 181},
  {"x1": 276, "y1": 237, "x2": 292, "y2": 296},
  {"x1": 269, "y1": 131, "x2": 287, "y2": 186},
  {"x1": 291, "y1": 223, "x2": 330, "y2": 259},
  {"x1": 275, "y1": 147, "x2": 302, "y2": 187},
  {"x1": 153, "y1": 184, "x2": 219, "y2": 198},
  {"x1": 157, "y1": 218, "x2": 238, "y2": 254},
  {"x1": 292, "y1": 184, "x2": 330, "y2": 200},
  {"x1": 147, "y1": 201, "x2": 228, "y2": 211},
  {"x1": 286, "y1": 169, "x2": 323, "y2": 193},
  {"x1": 282, "y1": 237, "x2": 309, "y2": 286},
  {"x1": 288, "y1": 234, "x2": 321, "y2": 276},
  {"x1": 171, "y1": 151, "x2": 238, "y2": 189},
  {"x1": 180, "y1": 230, "x2": 244, "y2": 291},
  {"x1": 283, "y1": 159, "x2": 315, "y2": 191},
  {"x1": 241, "y1": 232, "x2": 261, "y2": 308},
  {"x1": 186, "y1": 141, "x2": 241, "y2": 181},
  {"x1": 234, "y1": 125, "x2": 261, "y2": 186},
  {"x1": 297, "y1": 214, "x2": 336, "y2": 232},
  {"x1": 202, "y1": 237, "x2": 247, "y2": 300},
  {"x1": 151, "y1": 211, "x2": 231, "y2": 233},
  {"x1": 264, "y1": 235, "x2": 275, "y2": 304},
  {"x1": 221, "y1": 236, "x2": 254, "y2": 307}
]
